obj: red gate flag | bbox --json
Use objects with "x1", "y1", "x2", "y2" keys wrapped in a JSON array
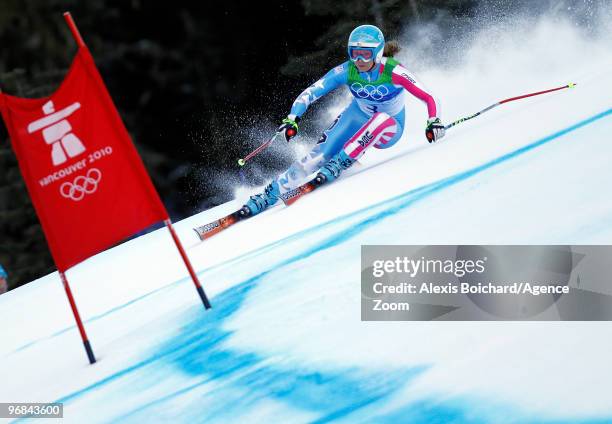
[
  {"x1": 0, "y1": 12, "x2": 209, "y2": 365},
  {"x1": 0, "y1": 46, "x2": 168, "y2": 271}
]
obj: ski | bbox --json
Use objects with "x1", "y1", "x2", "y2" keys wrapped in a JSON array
[
  {"x1": 193, "y1": 206, "x2": 251, "y2": 240},
  {"x1": 279, "y1": 173, "x2": 327, "y2": 206},
  {"x1": 194, "y1": 174, "x2": 328, "y2": 240}
]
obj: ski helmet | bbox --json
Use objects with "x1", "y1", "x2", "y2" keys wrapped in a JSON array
[{"x1": 347, "y1": 25, "x2": 385, "y2": 64}]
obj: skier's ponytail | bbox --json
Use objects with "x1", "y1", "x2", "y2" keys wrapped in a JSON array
[{"x1": 383, "y1": 40, "x2": 401, "y2": 57}]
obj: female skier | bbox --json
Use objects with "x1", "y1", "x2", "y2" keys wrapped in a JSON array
[{"x1": 244, "y1": 24, "x2": 446, "y2": 216}]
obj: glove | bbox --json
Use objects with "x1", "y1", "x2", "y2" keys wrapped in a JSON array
[
  {"x1": 279, "y1": 116, "x2": 300, "y2": 142},
  {"x1": 425, "y1": 117, "x2": 446, "y2": 143}
]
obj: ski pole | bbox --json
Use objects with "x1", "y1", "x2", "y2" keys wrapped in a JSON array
[
  {"x1": 237, "y1": 131, "x2": 283, "y2": 166},
  {"x1": 428, "y1": 82, "x2": 576, "y2": 141}
]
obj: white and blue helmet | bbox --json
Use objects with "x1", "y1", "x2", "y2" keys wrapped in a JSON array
[{"x1": 347, "y1": 25, "x2": 385, "y2": 63}]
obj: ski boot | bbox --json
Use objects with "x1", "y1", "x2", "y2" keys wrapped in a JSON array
[
  {"x1": 243, "y1": 180, "x2": 281, "y2": 216},
  {"x1": 314, "y1": 151, "x2": 355, "y2": 185}
]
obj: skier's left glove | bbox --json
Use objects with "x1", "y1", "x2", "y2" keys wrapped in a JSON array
[
  {"x1": 425, "y1": 117, "x2": 446, "y2": 143},
  {"x1": 279, "y1": 116, "x2": 300, "y2": 142}
]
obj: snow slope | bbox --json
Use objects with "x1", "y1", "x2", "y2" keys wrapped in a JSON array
[{"x1": 2, "y1": 13, "x2": 612, "y2": 424}]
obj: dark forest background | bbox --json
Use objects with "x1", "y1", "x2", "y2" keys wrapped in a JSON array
[{"x1": 0, "y1": 0, "x2": 477, "y2": 290}]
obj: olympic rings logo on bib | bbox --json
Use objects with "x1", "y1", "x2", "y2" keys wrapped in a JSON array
[
  {"x1": 350, "y1": 82, "x2": 390, "y2": 101},
  {"x1": 60, "y1": 168, "x2": 102, "y2": 201}
]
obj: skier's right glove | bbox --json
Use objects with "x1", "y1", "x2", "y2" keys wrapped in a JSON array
[{"x1": 279, "y1": 116, "x2": 300, "y2": 142}]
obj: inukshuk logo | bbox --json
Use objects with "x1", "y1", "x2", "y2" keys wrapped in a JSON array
[
  {"x1": 27, "y1": 99, "x2": 102, "y2": 202},
  {"x1": 27, "y1": 100, "x2": 85, "y2": 166}
]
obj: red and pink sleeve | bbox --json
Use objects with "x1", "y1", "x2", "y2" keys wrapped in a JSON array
[{"x1": 391, "y1": 64, "x2": 438, "y2": 118}]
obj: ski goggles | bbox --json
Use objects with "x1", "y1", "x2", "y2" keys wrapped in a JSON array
[{"x1": 349, "y1": 47, "x2": 375, "y2": 62}]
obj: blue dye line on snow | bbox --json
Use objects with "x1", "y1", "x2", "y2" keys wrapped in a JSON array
[
  {"x1": 53, "y1": 272, "x2": 424, "y2": 423},
  {"x1": 54, "y1": 251, "x2": 602, "y2": 423}
]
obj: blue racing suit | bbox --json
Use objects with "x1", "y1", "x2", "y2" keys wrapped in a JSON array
[{"x1": 277, "y1": 57, "x2": 440, "y2": 191}]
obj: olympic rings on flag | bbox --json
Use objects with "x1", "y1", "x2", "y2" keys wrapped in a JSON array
[{"x1": 60, "y1": 168, "x2": 102, "y2": 201}]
